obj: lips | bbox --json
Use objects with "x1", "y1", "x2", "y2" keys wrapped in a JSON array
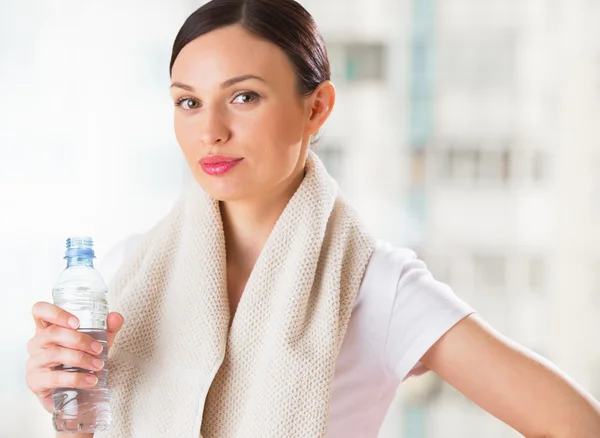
[
  {"x1": 199, "y1": 155, "x2": 243, "y2": 176},
  {"x1": 199, "y1": 155, "x2": 242, "y2": 165}
]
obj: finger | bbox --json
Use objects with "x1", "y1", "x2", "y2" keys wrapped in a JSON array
[
  {"x1": 35, "y1": 390, "x2": 56, "y2": 415},
  {"x1": 107, "y1": 312, "x2": 124, "y2": 350},
  {"x1": 39, "y1": 324, "x2": 104, "y2": 356},
  {"x1": 27, "y1": 346, "x2": 104, "y2": 373},
  {"x1": 107, "y1": 312, "x2": 124, "y2": 333},
  {"x1": 32, "y1": 302, "x2": 79, "y2": 330},
  {"x1": 28, "y1": 330, "x2": 51, "y2": 355},
  {"x1": 27, "y1": 370, "x2": 98, "y2": 394}
]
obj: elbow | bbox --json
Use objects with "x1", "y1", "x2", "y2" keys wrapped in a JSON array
[{"x1": 538, "y1": 394, "x2": 600, "y2": 438}]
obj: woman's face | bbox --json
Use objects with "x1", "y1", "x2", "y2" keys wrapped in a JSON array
[{"x1": 170, "y1": 25, "x2": 327, "y2": 202}]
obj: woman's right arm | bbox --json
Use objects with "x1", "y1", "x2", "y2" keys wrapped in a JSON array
[{"x1": 25, "y1": 301, "x2": 123, "y2": 436}]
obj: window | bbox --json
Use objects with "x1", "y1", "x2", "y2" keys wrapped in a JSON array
[
  {"x1": 437, "y1": 146, "x2": 547, "y2": 185},
  {"x1": 452, "y1": 148, "x2": 480, "y2": 181},
  {"x1": 435, "y1": 143, "x2": 512, "y2": 185},
  {"x1": 344, "y1": 43, "x2": 386, "y2": 81},
  {"x1": 329, "y1": 41, "x2": 386, "y2": 83}
]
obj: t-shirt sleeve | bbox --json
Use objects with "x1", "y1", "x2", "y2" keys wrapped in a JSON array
[{"x1": 383, "y1": 250, "x2": 475, "y2": 382}]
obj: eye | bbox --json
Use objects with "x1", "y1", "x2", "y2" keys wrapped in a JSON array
[
  {"x1": 174, "y1": 97, "x2": 200, "y2": 110},
  {"x1": 232, "y1": 91, "x2": 260, "y2": 104}
]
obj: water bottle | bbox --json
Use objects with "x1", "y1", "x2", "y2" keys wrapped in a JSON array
[{"x1": 52, "y1": 236, "x2": 111, "y2": 433}]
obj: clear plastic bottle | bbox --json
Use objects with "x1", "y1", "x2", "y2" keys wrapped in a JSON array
[{"x1": 52, "y1": 236, "x2": 111, "y2": 433}]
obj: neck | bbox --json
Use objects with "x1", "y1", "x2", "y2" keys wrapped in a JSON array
[{"x1": 220, "y1": 168, "x2": 305, "y2": 268}]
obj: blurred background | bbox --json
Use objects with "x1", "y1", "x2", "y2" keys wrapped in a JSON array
[{"x1": 1, "y1": 0, "x2": 599, "y2": 436}]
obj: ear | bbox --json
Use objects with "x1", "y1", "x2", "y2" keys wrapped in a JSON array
[{"x1": 304, "y1": 81, "x2": 336, "y2": 137}]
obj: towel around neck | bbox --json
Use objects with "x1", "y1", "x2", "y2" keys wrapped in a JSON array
[{"x1": 96, "y1": 151, "x2": 376, "y2": 438}]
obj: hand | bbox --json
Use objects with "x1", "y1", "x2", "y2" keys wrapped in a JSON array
[{"x1": 25, "y1": 302, "x2": 124, "y2": 414}]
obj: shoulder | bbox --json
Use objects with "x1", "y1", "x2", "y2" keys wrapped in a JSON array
[
  {"x1": 358, "y1": 240, "x2": 475, "y2": 380},
  {"x1": 358, "y1": 240, "x2": 422, "y2": 307},
  {"x1": 363, "y1": 240, "x2": 418, "y2": 285},
  {"x1": 360, "y1": 239, "x2": 465, "y2": 309}
]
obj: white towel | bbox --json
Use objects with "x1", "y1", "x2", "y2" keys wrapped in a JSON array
[{"x1": 97, "y1": 151, "x2": 376, "y2": 438}]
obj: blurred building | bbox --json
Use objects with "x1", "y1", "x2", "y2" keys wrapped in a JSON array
[
  {"x1": 2, "y1": 0, "x2": 599, "y2": 436},
  {"x1": 301, "y1": 0, "x2": 600, "y2": 437}
]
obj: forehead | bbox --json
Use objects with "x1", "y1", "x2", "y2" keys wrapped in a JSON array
[{"x1": 171, "y1": 25, "x2": 295, "y2": 89}]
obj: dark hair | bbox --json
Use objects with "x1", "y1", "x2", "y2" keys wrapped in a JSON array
[{"x1": 169, "y1": 0, "x2": 331, "y2": 97}]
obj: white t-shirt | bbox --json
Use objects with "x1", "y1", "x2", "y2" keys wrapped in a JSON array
[{"x1": 97, "y1": 236, "x2": 475, "y2": 438}]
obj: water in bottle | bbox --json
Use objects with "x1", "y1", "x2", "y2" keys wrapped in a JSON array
[{"x1": 52, "y1": 236, "x2": 111, "y2": 433}]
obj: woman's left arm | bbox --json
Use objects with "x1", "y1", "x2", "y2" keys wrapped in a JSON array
[{"x1": 421, "y1": 313, "x2": 600, "y2": 438}]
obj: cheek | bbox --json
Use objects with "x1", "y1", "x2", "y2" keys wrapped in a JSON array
[
  {"x1": 248, "y1": 113, "x2": 305, "y2": 187},
  {"x1": 246, "y1": 103, "x2": 304, "y2": 153}
]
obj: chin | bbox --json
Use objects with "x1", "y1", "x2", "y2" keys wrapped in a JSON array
[{"x1": 193, "y1": 174, "x2": 250, "y2": 202}]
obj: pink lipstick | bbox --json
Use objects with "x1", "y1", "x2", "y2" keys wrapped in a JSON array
[{"x1": 199, "y1": 155, "x2": 243, "y2": 176}]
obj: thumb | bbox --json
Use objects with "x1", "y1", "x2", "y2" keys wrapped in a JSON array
[{"x1": 106, "y1": 312, "x2": 124, "y2": 351}]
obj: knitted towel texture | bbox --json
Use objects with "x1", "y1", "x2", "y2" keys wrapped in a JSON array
[{"x1": 96, "y1": 151, "x2": 376, "y2": 438}]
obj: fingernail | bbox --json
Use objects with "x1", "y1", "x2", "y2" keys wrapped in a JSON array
[
  {"x1": 86, "y1": 375, "x2": 98, "y2": 385},
  {"x1": 91, "y1": 342, "x2": 103, "y2": 353},
  {"x1": 68, "y1": 317, "x2": 79, "y2": 329},
  {"x1": 92, "y1": 358, "x2": 104, "y2": 369}
]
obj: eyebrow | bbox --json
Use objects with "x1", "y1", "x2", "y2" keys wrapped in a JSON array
[{"x1": 170, "y1": 74, "x2": 266, "y2": 92}]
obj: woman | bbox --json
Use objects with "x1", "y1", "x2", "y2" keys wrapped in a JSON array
[{"x1": 26, "y1": 0, "x2": 600, "y2": 437}]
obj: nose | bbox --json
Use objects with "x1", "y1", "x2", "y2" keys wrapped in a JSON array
[{"x1": 198, "y1": 109, "x2": 230, "y2": 146}]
